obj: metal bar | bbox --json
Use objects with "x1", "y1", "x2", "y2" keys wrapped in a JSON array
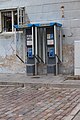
[
  {"x1": 56, "y1": 55, "x2": 58, "y2": 75},
  {"x1": 16, "y1": 54, "x2": 24, "y2": 63},
  {"x1": 60, "y1": 27, "x2": 62, "y2": 62},
  {"x1": 38, "y1": 28, "x2": 41, "y2": 60},
  {"x1": 0, "y1": 12, "x2": 2, "y2": 32},
  {"x1": 34, "y1": 55, "x2": 40, "y2": 63},
  {"x1": 43, "y1": 28, "x2": 46, "y2": 64},
  {"x1": 23, "y1": 29, "x2": 26, "y2": 63},
  {"x1": 35, "y1": 27, "x2": 38, "y2": 56},
  {"x1": 20, "y1": 8, "x2": 22, "y2": 25},
  {"x1": 23, "y1": 8, "x2": 25, "y2": 24},
  {"x1": 32, "y1": 26, "x2": 34, "y2": 55},
  {"x1": 54, "y1": 25, "x2": 57, "y2": 55},
  {"x1": 54, "y1": 25, "x2": 58, "y2": 75},
  {"x1": 35, "y1": 27, "x2": 38, "y2": 75},
  {"x1": 12, "y1": 11, "x2": 14, "y2": 32},
  {"x1": 37, "y1": 55, "x2": 44, "y2": 63},
  {"x1": 14, "y1": 27, "x2": 17, "y2": 58},
  {"x1": 17, "y1": 7, "x2": 19, "y2": 25}
]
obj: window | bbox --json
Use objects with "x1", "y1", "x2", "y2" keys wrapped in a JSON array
[
  {"x1": 1, "y1": 10, "x2": 17, "y2": 32},
  {"x1": 0, "y1": 7, "x2": 25, "y2": 32}
]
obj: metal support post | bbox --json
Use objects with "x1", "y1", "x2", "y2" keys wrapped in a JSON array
[
  {"x1": 35, "y1": 27, "x2": 38, "y2": 75},
  {"x1": 17, "y1": 7, "x2": 20, "y2": 25},
  {"x1": 60, "y1": 27, "x2": 62, "y2": 62},
  {"x1": 54, "y1": 25, "x2": 58, "y2": 75},
  {"x1": 43, "y1": 28, "x2": 46, "y2": 64},
  {"x1": 32, "y1": 26, "x2": 34, "y2": 55}
]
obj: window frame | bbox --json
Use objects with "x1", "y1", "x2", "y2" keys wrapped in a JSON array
[
  {"x1": 0, "y1": 7, "x2": 25, "y2": 33},
  {"x1": 0, "y1": 9, "x2": 17, "y2": 33}
]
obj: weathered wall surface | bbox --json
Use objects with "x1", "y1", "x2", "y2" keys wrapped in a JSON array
[
  {"x1": 0, "y1": 0, "x2": 80, "y2": 74},
  {"x1": 60, "y1": 45, "x2": 74, "y2": 74},
  {"x1": 0, "y1": 33, "x2": 25, "y2": 73}
]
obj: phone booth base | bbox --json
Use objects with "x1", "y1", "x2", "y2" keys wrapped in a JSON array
[
  {"x1": 47, "y1": 65, "x2": 56, "y2": 75},
  {"x1": 26, "y1": 65, "x2": 35, "y2": 76},
  {"x1": 38, "y1": 64, "x2": 47, "y2": 75}
]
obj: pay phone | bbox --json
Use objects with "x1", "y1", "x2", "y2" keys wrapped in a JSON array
[
  {"x1": 49, "y1": 48, "x2": 55, "y2": 58},
  {"x1": 28, "y1": 48, "x2": 33, "y2": 58}
]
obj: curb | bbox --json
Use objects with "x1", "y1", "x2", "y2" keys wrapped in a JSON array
[
  {"x1": 0, "y1": 81, "x2": 80, "y2": 88},
  {"x1": 0, "y1": 82, "x2": 24, "y2": 87}
]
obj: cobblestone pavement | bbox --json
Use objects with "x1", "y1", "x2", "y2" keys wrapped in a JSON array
[{"x1": 0, "y1": 85, "x2": 80, "y2": 120}]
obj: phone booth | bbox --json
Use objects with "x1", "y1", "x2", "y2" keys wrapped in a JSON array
[
  {"x1": 34, "y1": 23, "x2": 62, "y2": 75},
  {"x1": 14, "y1": 22, "x2": 62, "y2": 76},
  {"x1": 14, "y1": 24, "x2": 35, "y2": 75}
]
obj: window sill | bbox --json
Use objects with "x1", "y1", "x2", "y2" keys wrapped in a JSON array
[
  {"x1": 1, "y1": 31, "x2": 15, "y2": 34},
  {"x1": 0, "y1": 31, "x2": 15, "y2": 36},
  {"x1": 0, "y1": 31, "x2": 23, "y2": 36}
]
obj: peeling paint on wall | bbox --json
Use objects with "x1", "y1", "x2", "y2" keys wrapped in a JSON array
[
  {"x1": 0, "y1": 55, "x2": 25, "y2": 73},
  {"x1": 0, "y1": 33, "x2": 25, "y2": 73},
  {"x1": 59, "y1": 44, "x2": 74, "y2": 74}
]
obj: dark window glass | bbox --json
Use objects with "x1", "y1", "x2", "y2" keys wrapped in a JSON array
[
  {"x1": 2, "y1": 11, "x2": 12, "y2": 32},
  {"x1": 1, "y1": 10, "x2": 17, "y2": 32}
]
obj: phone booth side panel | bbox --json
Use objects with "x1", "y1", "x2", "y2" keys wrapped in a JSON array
[
  {"x1": 26, "y1": 27, "x2": 35, "y2": 76},
  {"x1": 47, "y1": 26, "x2": 56, "y2": 75}
]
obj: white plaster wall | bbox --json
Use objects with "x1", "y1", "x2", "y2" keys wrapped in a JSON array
[{"x1": 0, "y1": 33, "x2": 26, "y2": 73}]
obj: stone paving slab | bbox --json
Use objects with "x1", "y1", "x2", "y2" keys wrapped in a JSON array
[
  {"x1": 0, "y1": 73, "x2": 65, "y2": 84},
  {"x1": 0, "y1": 85, "x2": 80, "y2": 120}
]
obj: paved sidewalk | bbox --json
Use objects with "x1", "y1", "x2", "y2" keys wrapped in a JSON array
[
  {"x1": 0, "y1": 73, "x2": 80, "y2": 88},
  {"x1": 0, "y1": 73, "x2": 65, "y2": 84}
]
